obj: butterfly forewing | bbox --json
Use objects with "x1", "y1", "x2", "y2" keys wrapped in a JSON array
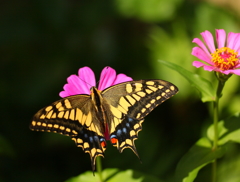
[
  {"x1": 30, "y1": 94, "x2": 106, "y2": 170},
  {"x1": 102, "y1": 80, "x2": 178, "y2": 154}
]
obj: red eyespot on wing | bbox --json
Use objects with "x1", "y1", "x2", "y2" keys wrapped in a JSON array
[
  {"x1": 110, "y1": 138, "x2": 118, "y2": 145},
  {"x1": 100, "y1": 141, "x2": 107, "y2": 149}
]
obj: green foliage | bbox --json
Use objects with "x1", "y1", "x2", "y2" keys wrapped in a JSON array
[
  {"x1": 218, "y1": 114, "x2": 240, "y2": 145},
  {"x1": 66, "y1": 169, "x2": 163, "y2": 182},
  {"x1": 175, "y1": 113, "x2": 240, "y2": 182},
  {"x1": 176, "y1": 141, "x2": 226, "y2": 182},
  {"x1": 158, "y1": 60, "x2": 215, "y2": 102},
  {"x1": 114, "y1": 0, "x2": 183, "y2": 22}
]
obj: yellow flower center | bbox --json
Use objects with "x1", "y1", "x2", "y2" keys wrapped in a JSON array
[{"x1": 211, "y1": 47, "x2": 239, "y2": 70}]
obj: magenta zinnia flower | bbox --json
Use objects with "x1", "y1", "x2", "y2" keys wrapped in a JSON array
[
  {"x1": 59, "y1": 66, "x2": 133, "y2": 98},
  {"x1": 192, "y1": 29, "x2": 240, "y2": 75}
]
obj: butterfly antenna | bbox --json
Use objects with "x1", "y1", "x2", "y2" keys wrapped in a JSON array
[
  {"x1": 95, "y1": 66, "x2": 110, "y2": 88},
  {"x1": 79, "y1": 77, "x2": 94, "y2": 89}
]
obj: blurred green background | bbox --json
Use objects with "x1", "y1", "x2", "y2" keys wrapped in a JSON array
[{"x1": 1, "y1": 0, "x2": 240, "y2": 181}]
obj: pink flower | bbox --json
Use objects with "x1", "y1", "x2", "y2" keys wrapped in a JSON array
[
  {"x1": 192, "y1": 29, "x2": 240, "y2": 75},
  {"x1": 59, "y1": 66, "x2": 133, "y2": 98}
]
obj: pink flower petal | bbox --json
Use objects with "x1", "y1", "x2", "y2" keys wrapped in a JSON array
[
  {"x1": 192, "y1": 38, "x2": 212, "y2": 59},
  {"x1": 69, "y1": 75, "x2": 89, "y2": 94},
  {"x1": 113, "y1": 73, "x2": 133, "y2": 85},
  {"x1": 231, "y1": 33, "x2": 240, "y2": 51},
  {"x1": 221, "y1": 69, "x2": 240, "y2": 75},
  {"x1": 192, "y1": 47, "x2": 213, "y2": 65},
  {"x1": 59, "y1": 75, "x2": 85, "y2": 97},
  {"x1": 98, "y1": 66, "x2": 117, "y2": 90},
  {"x1": 201, "y1": 30, "x2": 216, "y2": 53},
  {"x1": 193, "y1": 61, "x2": 215, "y2": 71},
  {"x1": 59, "y1": 90, "x2": 70, "y2": 98},
  {"x1": 59, "y1": 82, "x2": 80, "y2": 97},
  {"x1": 59, "y1": 66, "x2": 133, "y2": 97},
  {"x1": 78, "y1": 67, "x2": 96, "y2": 91},
  {"x1": 227, "y1": 32, "x2": 239, "y2": 49},
  {"x1": 59, "y1": 67, "x2": 96, "y2": 97},
  {"x1": 216, "y1": 29, "x2": 226, "y2": 48}
]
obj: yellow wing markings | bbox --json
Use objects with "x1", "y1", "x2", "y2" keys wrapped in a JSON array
[
  {"x1": 40, "y1": 114, "x2": 45, "y2": 119},
  {"x1": 58, "y1": 111, "x2": 64, "y2": 118},
  {"x1": 64, "y1": 99, "x2": 72, "y2": 109},
  {"x1": 74, "y1": 108, "x2": 93, "y2": 128},
  {"x1": 165, "y1": 89, "x2": 171, "y2": 93},
  {"x1": 136, "y1": 91, "x2": 146, "y2": 97},
  {"x1": 130, "y1": 130, "x2": 136, "y2": 137},
  {"x1": 170, "y1": 85, "x2": 176, "y2": 91},
  {"x1": 158, "y1": 85, "x2": 164, "y2": 89},
  {"x1": 64, "y1": 111, "x2": 70, "y2": 119},
  {"x1": 145, "y1": 81, "x2": 155, "y2": 85},
  {"x1": 45, "y1": 106, "x2": 53, "y2": 112},
  {"x1": 145, "y1": 103, "x2": 151, "y2": 108},
  {"x1": 125, "y1": 95, "x2": 136, "y2": 105},
  {"x1": 32, "y1": 121, "x2": 36, "y2": 126},
  {"x1": 84, "y1": 112, "x2": 92, "y2": 127},
  {"x1": 56, "y1": 102, "x2": 62, "y2": 109},
  {"x1": 133, "y1": 83, "x2": 143, "y2": 92},
  {"x1": 109, "y1": 105, "x2": 122, "y2": 119},
  {"x1": 141, "y1": 108, "x2": 146, "y2": 113},
  {"x1": 109, "y1": 117, "x2": 121, "y2": 134},
  {"x1": 75, "y1": 108, "x2": 83, "y2": 121},
  {"x1": 69, "y1": 109, "x2": 75, "y2": 121},
  {"x1": 118, "y1": 97, "x2": 131, "y2": 112},
  {"x1": 132, "y1": 94, "x2": 141, "y2": 101},
  {"x1": 125, "y1": 83, "x2": 133, "y2": 93},
  {"x1": 47, "y1": 123, "x2": 53, "y2": 128},
  {"x1": 147, "y1": 85, "x2": 158, "y2": 92},
  {"x1": 150, "y1": 99, "x2": 156, "y2": 104},
  {"x1": 145, "y1": 89, "x2": 153, "y2": 94}
]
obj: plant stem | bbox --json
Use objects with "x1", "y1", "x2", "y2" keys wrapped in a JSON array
[
  {"x1": 96, "y1": 157, "x2": 104, "y2": 182},
  {"x1": 213, "y1": 77, "x2": 225, "y2": 150},
  {"x1": 212, "y1": 76, "x2": 225, "y2": 182},
  {"x1": 212, "y1": 160, "x2": 217, "y2": 182}
]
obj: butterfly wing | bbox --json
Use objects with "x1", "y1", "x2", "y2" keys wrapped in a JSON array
[
  {"x1": 30, "y1": 95, "x2": 106, "y2": 170},
  {"x1": 102, "y1": 79, "x2": 178, "y2": 156}
]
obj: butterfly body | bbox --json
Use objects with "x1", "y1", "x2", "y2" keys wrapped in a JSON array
[{"x1": 30, "y1": 79, "x2": 178, "y2": 170}]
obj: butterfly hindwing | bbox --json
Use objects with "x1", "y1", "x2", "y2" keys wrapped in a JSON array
[
  {"x1": 102, "y1": 79, "x2": 178, "y2": 155},
  {"x1": 30, "y1": 95, "x2": 106, "y2": 170}
]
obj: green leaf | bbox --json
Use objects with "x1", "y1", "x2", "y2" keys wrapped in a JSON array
[
  {"x1": 175, "y1": 141, "x2": 226, "y2": 182},
  {"x1": 158, "y1": 60, "x2": 215, "y2": 102},
  {"x1": 196, "y1": 137, "x2": 212, "y2": 148},
  {"x1": 66, "y1": 168, "x2": 163, "y2": 182},
  {"x1": 182, "y1": 164, "x2": 206, "y2": 182},
  {"x1": 207, "y1": 120, "x2": 228, "y2": 142},
  {"x1": 65, "y1": 168, "x2": 119, "y2": 182},
  {"x1": 218, "y1": 113, "x2": 240, "y2": 145}
]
